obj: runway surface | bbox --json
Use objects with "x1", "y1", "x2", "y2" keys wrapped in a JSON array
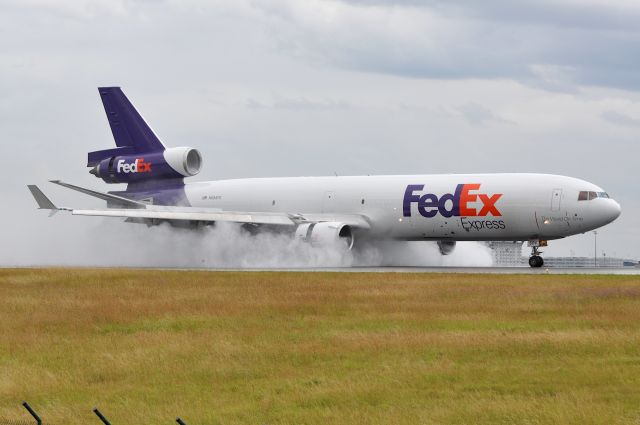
[
  {"x1": 4, "y1": 266, "x2": 640, "y2": 275},
  {"x1": 180, "y1": 267, "x2": 640, "y2": 275}
]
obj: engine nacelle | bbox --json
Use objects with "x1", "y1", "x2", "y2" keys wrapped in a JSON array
[
  {"x1": 437, "y1": 240, "x2": 456, "y2": 255},
  {"x1": 163, "y1": 147, "x2": 203, "y2": 177},
  {"x1": 89, "y1": 147, "x2": 202, "y2": 184},
  {"x1": 295, "y1": 222, "x2": 355, "y2": 250}
]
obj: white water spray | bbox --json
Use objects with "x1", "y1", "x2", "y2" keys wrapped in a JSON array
[{"x1": 7, "y1": 219, "x2": 493, "y2": 268}]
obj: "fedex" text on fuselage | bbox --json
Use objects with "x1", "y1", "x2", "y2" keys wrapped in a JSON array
[{"x1": 403, "y1": 184, "x2": 503, "y2": 218}]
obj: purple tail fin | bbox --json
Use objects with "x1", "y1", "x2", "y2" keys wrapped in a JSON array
[
  {"x1": 86, "y1": 87, "x2": 201, "y2": 202},
  {"x1": 88, "y1": 87, "x2": 165, "y2": 166}
]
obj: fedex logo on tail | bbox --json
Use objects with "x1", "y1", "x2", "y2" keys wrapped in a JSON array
[
  {"x1": 403, "y1": 184, "x2": 502, "y2": 218},
  {"x1": 117, "y1": 158, "x2": 152, "y2": 173}
]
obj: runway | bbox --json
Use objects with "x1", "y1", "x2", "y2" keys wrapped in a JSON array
[
  {"x1": 4, "y1": 266, "x2": 640, "y2": 275},
  {"x1": 341, "y1": 267, "x2": 640, "y2": 275},
  {"x1": 178, "y1": 266, "x2": 640, "y2": 275}
]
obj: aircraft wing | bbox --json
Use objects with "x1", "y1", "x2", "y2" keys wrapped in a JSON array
[
  {"x1": 71, "y1": 207, "x2": 297, "y2": 226},
  {"x1": 27, "y1": 184, "x2": 371, "y2": 229}
]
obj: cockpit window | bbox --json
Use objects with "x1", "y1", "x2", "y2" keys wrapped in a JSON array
[{"x1": 578, "y1": 191, "x2": 610, "y2": 201}]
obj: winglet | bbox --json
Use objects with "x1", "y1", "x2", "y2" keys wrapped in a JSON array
[
  {"x1": 28, "y1": 185, "x2": 57, "y2": 209},
  {"x1": 27, "y1": 185, "x2": 59, "y2": 216}
]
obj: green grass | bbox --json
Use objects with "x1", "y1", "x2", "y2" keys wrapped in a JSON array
[{"x1": 1, "y1": 269, "x2": 640, "y2": 424}]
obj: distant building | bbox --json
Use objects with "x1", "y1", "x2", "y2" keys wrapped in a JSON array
[
  {"x1": 543, "y1": 256, "x2": 624, "y2": 268},
  {"x1": 486, "y1": 241, "x2": 630, "y2": 268}
]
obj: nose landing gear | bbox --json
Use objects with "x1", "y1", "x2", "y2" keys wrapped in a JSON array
[
  {"x1": 527, "y1": 240, "x2": 547, "y2": 268},
  {"x1": 529, "y1": 249, "x2": 544, "y2": 268}
]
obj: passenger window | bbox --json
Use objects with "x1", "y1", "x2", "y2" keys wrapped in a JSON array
[{"x1": 578, "y1": 191, "x2": 588, "y2": 201}]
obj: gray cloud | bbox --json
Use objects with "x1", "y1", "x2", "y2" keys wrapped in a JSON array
[
  {"x1": 346, "y1": 0, "x2": 640, "y2": 31},
  {"x1": 602, "y1": 110, "x2": 640, "y2": 128},
  {"x1": 247, "y1": 96, "x2": 351, "y2": 111},
  {"x1": 255, "y1": 0, "x2": 640, "y2": 91},
  {"x1": 456, "y1": 103, "x2": 514, "y2": 126}
]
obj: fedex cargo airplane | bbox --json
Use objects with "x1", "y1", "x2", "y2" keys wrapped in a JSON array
[{"x1": 28, "y1": 87, "x2": 621, "y2": 267}]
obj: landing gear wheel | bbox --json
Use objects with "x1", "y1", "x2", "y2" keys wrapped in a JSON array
[
  {"x1": 529, "y1": 255, "x2": 544, "y2": 268},
  {"x1": 528, "y1": 243, "x2": 545, "y2": 268}
]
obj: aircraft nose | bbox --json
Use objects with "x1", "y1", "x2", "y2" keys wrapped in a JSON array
[
  {"x1": 611, "y1": 200, "x2": 622, "y2": 220},
  {"x1": 603, "y1": 199, "x2": 622, "y2": 224}
]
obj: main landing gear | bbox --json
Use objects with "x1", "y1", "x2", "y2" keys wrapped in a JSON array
[{"x1": 527, "y1": 240, "x2": 547, "y2": 268}]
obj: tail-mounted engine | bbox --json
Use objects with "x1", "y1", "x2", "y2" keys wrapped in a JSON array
[{"x1": 89, "y1": 147, "x2": 202, "y2": 184}]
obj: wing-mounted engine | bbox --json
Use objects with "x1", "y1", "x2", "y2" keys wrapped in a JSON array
[
  {"x1": 437, "y1": 240, "x2": 456, "y2": 255},
  {"x1": 295, "y1": 222, "x2": 355, "y2": 250},
  {"x1": 89, "y1": 147, "x2": 202, "y2": 184}
]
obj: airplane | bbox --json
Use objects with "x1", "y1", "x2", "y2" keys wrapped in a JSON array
[{"x1": 28, "y1": 87, "x2": 622, "y2": 268}]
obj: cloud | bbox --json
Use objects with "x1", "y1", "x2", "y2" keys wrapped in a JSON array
[
  {"x1": 3, "y1": 0, "x2": 130, "y2": 20},
  {"x1": 252, "y1": 0, "x2": 640, "y2": 91},
  {"x1": 247, "y1": 96, "x2": 351, "y2": 111},
  {"x1": 455, "y1": 103, "x2": 514, "y2": 126},
  {"x1": 602, "y1": 110, "x2": 640, "y2": 127},
  {"x1": 345, "y1": 0, "x2": 640, "y2": 31}
]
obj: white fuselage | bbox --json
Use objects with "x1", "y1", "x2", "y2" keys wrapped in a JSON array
[{"x1": 182, "y1": 173, "x2": 621, "y2": 242}]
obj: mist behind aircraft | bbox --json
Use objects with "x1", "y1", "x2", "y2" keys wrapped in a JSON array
[{"x1": 4, "y1": 218, "x2": 493, "y2": 268}]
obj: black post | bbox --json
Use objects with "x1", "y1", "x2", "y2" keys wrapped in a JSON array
[
  {"x1": 93, "y1": 408, "x2": 112, "y2": 425},
  {"x1": 176, "y1": 418, "x2": 187, "y2": 425},
  {"x1": 22, "y1": 402, "x2": 42, "y2": 425}
]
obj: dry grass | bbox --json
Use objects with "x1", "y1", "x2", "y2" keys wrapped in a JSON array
[{"x1": 1, "y1": 269, "x2": 640, "y2": 424}]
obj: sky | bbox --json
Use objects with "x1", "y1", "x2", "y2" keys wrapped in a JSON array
[{"x1": 1, "y1": 0, "x2": 639, "y2": 266}]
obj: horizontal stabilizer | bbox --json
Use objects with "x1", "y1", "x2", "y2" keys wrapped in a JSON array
[{"x1": 49, "y1": 180, "x2": 147, "y2": 209}]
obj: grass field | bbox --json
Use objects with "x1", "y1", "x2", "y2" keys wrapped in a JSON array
[{"x1": 2, "y1": 269, "x2": 640, "y2": 424}]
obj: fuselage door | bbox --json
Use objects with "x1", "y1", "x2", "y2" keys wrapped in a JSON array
[{"x1": 551, "y1": 188, "x2": 562, "y2": 211}]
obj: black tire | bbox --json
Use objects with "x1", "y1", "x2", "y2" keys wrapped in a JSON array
[{"x1": 529, "y1": 255, "x2": 544, "y2": 268}]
